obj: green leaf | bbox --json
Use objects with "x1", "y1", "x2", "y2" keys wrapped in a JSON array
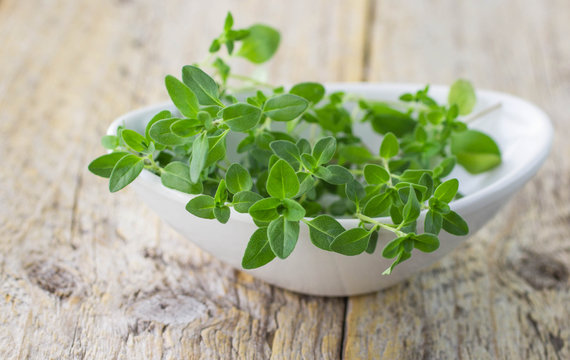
[
  {"x1": 300, "y1": 153, "x2": 317, "y2": 170},
  {"x1": 227, "y1": 29, "x2": 250, "y2": 41},
  {"x1": 433, "y1": 157, "x2": 456, "y2": 178},
  {"x1": 366, "y1": 231, "x2": 379, "y2": 254},
  {"x1": 413, "y1": 233, "x2": 440, "y2": 253},
  {"x1": 380, "y1": 132, "x2": 399, "y2": 159},
  {"x1": 223, "y1": 11, "x2": 233, "y2": 31},
  {"x1": 268, "y1": 216, "x2": 299, "y2": 259},
  {"x1": 121, "y1": 129, "x2": 148, "y2": 152},
  {"x1": 418, "y1": 173, "x2": 434, "y2": 201},
  {"x1": 330, "y1": 228, "x2": 370, "y2": 256},
  {"x1": 170, "y1": 119, "x2": 202, "y2": 137},
  {"x1": 448, "y1": 79, "x2": 476, "y2": 115},
  {"x1": 346, "y1": 180, "x2": 366, "y2": 204},
  {"x1": 428, "y1": 198, "x2": 450, "y2": 215},
  {"x1": 442, "y1": 211, "x2": 469, "y2": 236},
  {"x1": 232, "y1": 191, "x2": 263, "y2": 213},
  {"x1": 382, "y1": 249, "x2": 411, "y2": 275},
  {"x1": 242, "y1": 228, "x2": 276, "y2": 269},
  {"x1": 306, "y1": 215, "x2": 346, "y2": 251},
  {"x1": 149, "y1": 118, "x2": 189, "y2": 146},
  {"x1": 338, "y1": 145, "x2": 373, "y2": 164},
  {"x1": 314, "y1": 105, "x2": 351, "y2": 133},
  {"x1": 190, "y1": 132, "x2": 209, "y2": 183},
  {"x1": 434, "y1": 178, "x2": 459, "y2": 203},
  {"x1": 185, "y1": 195, "x2": 216, "y2": 219},
  {"x1": 289, "y1": 82, "x2": 325, "y2": 104},
  {"x1": 214, "y1": 205, "x2": 230, "y2": 224},
  {"x1": 108, "y1": 154, "x2": 144, "y2": 192},
  {"x1": 451, "y1": 129, "x2": 501, "y2": 174},
  {"x1": 321, "y1": 165, "x2": 353, "y2": 185},
  {"x1": 222, "y1": 103, "x2": 262, "y2": 132},
  {"x1": 214, "y1": 179, "x2": 228, "y2": 205},
  {"x1": 225, "y1": 163, "x2": 252, "y2": 194},
  {"x1": 382, "y1": 236, "x2": 407, "y2": 259},
  {"x1": 209, "y1": 38, "x2": 221, "y2": 53},
  {"x1": 263, "y1": 94, "x2": 309, "y2": 121},
  {"x1": 237, "y1": 24, "x2": 280, "y2": 64},
  {"x1": 399, "y1": 169, "x2": 432, "y2": 184},
  {"x1": 296, "y1": 172, "x2": 315, "y2": 197},
  {"x1": 212, "y1": 57, "x2": 230, "y2": 82},
  {"x1": 101, "y1": 135, "x2": 119, "y2": 150},
  {"x1": 205, "y1": 132, "x2": 227, "y2": 167},
  {"x1": 266, "y1": 159, "x2": 299, "y2": 199},
  {"x1": 363, "y1": 164, "x2": 390, "y2": 185},
  {"x1": 363, "y1": 192, "x2": 392, "y2": 217},
  {"x1": 424, "y1": 210, "x2": 443, "y2": 235},
  {"x1": 88, "y1": 152, "x2": 128, "y2": 178},
  {"x1": 282, "y1": 198, "x2": 306, "y2": 221},
  {"x1": 270, "y1": 140, "x2": 301, "y2": 166},
  {"x1": 447, "y1": 104, "x2": 459, "y2": 120},
  {"x1": 390, "y1": 206, "x2": 403, "y2": 225},
  {"x1": 367, "y1": 103, "x2": 416, "y2": 137},
  {"x1": 403, "y1": 238, "x2": 414, "y2": 253},
  {"x1": 248, "y1": 197, "x2": 281, "y2": 222},
  {"x1": 164, "y1": 75, "x2": 199, "y2": 118},
  {"x1": 296, "y1": 138, "x2": 311, "y2": 154},
  {"x1": 427, "y1": 110, "x2": 445, "y2": 124},
  {"x1": 414, "y1": 126, "x2": 428, "y2": 143},
  {"x1": 312, "y1": 166, "x2": 331, "y2": 181},
  {"x1": 402, "y1": 185, "x2": 421, "y2": 223},
  {"x1": 161, "y1": 161, "x2": 203, "y2": 194},
  {"x1": 145, "y1": 110, "x2": 172, "y2": 141},
  {"x1": 181, "y1": 65, "x2": 222, "y2": 106},
  {"x1": 312, "y1": 137, "x2": 336, "y2": 165},
  {"x1": 200, "y1": 105, "x2": 222, "y2": 119}
]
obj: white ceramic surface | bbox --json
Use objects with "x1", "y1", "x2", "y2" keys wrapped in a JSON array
[{"x1": 107, "y1": 83, "x2": 553, "y2": 297}]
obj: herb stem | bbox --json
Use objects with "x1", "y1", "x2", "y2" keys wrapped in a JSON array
[
  {"x1": 145, "y1": 155, "x2": 162, "y2": 174},
  {"x1": 229, "y1": 73, "x2": 274, "y2": 88},
  {"x1": 463, "y1": 102, "x2": 502, "y2": 123},
  {"x1": 356, "y1": 213, "x2": 405, "y2": 237},
  {"x1": 381, "y1": 158, "x2": 393, "y2": 187}
]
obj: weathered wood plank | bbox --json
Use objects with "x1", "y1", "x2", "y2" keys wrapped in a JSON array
[
  {"x1": 0, "y1": 0, "x2": 368, "y2": 358},
  {"x1": 344, "y1": 1, "x2": 570, "y2": 359}
]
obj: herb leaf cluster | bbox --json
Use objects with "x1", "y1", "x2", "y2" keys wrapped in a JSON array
[{"x1": 89, "y1": 13, "x2": 501, "y2": 274}]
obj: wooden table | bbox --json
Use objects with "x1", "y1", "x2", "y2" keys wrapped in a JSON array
[{"x1": 1, "y1": 0, "x2": 568, "y2": 358}]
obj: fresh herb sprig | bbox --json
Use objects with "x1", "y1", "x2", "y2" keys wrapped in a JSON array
[{"x1": 89, "y1": 12, "x2": 502, "y2": 274}]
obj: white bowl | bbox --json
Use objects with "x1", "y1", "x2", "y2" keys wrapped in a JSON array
[{"x1": 107, "y1": 83, "x2": 553, "y2": 296}]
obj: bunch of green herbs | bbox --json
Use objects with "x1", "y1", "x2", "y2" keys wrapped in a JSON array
[{"x1": 89, "y1": 13, "x2": 501, "y2": 274}]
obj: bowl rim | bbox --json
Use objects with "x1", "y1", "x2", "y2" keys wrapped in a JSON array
[{"x1": 107, "y1": 82, "x2": 553, "y2": 227}]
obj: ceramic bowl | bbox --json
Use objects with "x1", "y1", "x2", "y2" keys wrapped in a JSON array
[{"x1": 107, "y1": 83, "x2": 553, "y2": 296}]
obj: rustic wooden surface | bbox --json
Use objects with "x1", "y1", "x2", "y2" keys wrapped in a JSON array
[{"x1": 0, "y1": 0, "x2": 568, "y2": 358}]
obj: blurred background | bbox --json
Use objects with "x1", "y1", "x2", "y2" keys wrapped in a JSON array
[{"x1": 0, "y1": 0, "x2": 568, "y2": 359}]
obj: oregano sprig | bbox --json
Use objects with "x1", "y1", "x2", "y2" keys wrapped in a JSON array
[{"x1": 88, "y1": 12, "x2": 502, "y2": 275}]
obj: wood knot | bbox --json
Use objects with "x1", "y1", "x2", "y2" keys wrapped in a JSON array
[
  {"x1": 128, "y1": 292, "x2": 208, "y2": 326},
  {"x1": 26, "y1": 261, "x2": 78, "y2": 299},
  {"x1": 514, "y1": 250, "x2": 568, "y2": 290}
]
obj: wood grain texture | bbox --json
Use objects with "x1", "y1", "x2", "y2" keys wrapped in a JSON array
[{"x1": 0, "y1": 0, "x2": 568, "y2": 359}]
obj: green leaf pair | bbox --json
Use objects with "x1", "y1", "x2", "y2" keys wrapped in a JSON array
[
  {"x1": 89, "y1": 152, "x2": 144, "y2": 193},
  {"x1": 305, "y1": 215, "x2": 372, "y2": 256},
  {"x1": 381, "y1": 233, "x2": 439, "y2": 274},
  {"x1": 424, "y1": 179, "x2": 469, "y2": 236}
]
